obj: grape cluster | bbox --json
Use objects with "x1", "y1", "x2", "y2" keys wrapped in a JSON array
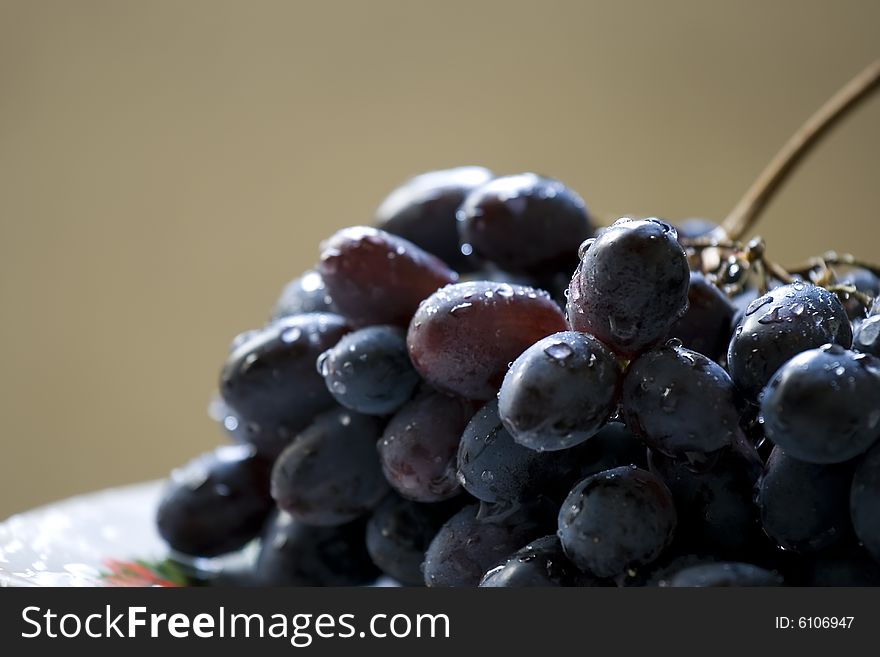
[{"x1": 157, "y1": 167, "x2": 880, "y2": 587}]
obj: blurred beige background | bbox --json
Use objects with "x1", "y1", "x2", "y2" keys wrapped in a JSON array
[{"x1": 0, "y1": 0, "x2": 878, "y2": 518}]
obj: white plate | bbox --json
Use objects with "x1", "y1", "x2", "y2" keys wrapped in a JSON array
[
  {"x1": 0, "y1": 481, "x2": 172, "y2": 586},
  {"x1": 0, "y1": 482, "x2": 395, "y2": 587}
]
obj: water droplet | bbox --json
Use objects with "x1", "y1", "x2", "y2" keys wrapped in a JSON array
[
  {"x1": 660, "y1": 386, "x2": 677, "y2": 412},
  {"x1": 544, "y1": 342, "x2": 574, "y2": 362},
  {"x1": 460, "y1": 243, "x2": 474, "y2": 256},
  {"x1": 450, "y1": 302, "x2": 473, "y2": 317},
  {"x1": 281, "y1": 328, "x2": 302, "y2": 345},
  {"x1": 745, "y1": 296, "x2": 773, "y2": 316},
  {"x1": 332, "y1": 381, "x2": 347, "y2": 394},
  {"x1": 223, "y1": 415, "x2": 239, "y2": 432},
  {"x1": 758, "y1": 306, "x2": 785, "y2": 325},
  {"x1": 496, "y1": 284, "x2": 515, "y2": 298},
  {"x1": 578, "y1": 238, "x2": 596, "y2": 259},
  {"x1": 480, "y1": 470, "x2": 495, "y2": 483}
]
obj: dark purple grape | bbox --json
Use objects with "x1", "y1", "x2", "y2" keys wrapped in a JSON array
[
  {"x1": 558, "y1": 466, "x2": 677, "y2": 578},
  {"x1": 318, "y1": 226, "x2": 457, "y2": 328},
  {"x1": 621, "y1": 341, "x2": 741, "y2": 459},
  {"x1": 271, "y1": 408, "x2": 389, "y2": 526},
  {"x1": 479, "y1": 536, "x2": 609, "y2": 587},
  {"x1": 407, "y1": 281, "x2": 566, "y2": 400},
  {"x1": 498, "y1": 331, "x2": 621, "y2": 451},
  {"x1": 457, "y1": 400, "x2": 587, "y2": 504},
  {"x1": 374, "y1": 166, "x2": 493, "y2": 271},
  {"x1": 271, "y1": 270, "x2": 333, "y2": 320},
  {"x1": 156, "y1": 445, "x2": 273, "y2": 557},
  {"x1": 758, "y1": 447, "x2": 854, "y2": 552},
  {"x1": 254, "y1": 512, "x2": 379, "y2": 586},
  {"x1": 854, "y1": 315, "x2": 880, "y2": 357},
  {"x1": 567, "y1": 218, "x2": 690, "y2": 358},
  {"x1": 759, "y1": 345, "x2": 880, "y2": 464},
  {"x1": 667, "y1": 562, "x2": 782, "y2": 587},
  {"x1": 366, "y1": 494, "x2": 463, "y2": 586},
  {"x1": 423, "y1": 502, "x2": 554, "y2": 587},
  {"x1": 219, "y1": 313, "x2": 350, "y2": 456},
  {"x1": 665, "y1": 272, "x2": 736, "y2": 362},
  {"x1": 377, "y1": 389, "x2": 478, "y2": 502},
  {"x1": 851, "y1": 441, "x2": 880, "y2": 563},
  {"x1": 317, "y1": 325, "x2": 420, "y2": 416},
  {"x1": 457, "y1": 173, "x2": 592, "y2": 276},
  {"x1": 727, "y1": 282, "x2": 852, "y2": 399},
  {"x1": 648, "y1": 439, "x2": 763, "y2": 555}
]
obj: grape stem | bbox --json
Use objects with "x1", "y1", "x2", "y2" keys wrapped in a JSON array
[
  {"x1": 788, "y1": 251, "x2": 880, "y2": 278},
  {"x1": 715, "y1": 59, "x2": 880, "y2": 242}
]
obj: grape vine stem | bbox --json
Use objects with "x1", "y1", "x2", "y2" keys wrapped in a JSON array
[{"x1": 716, "y1": 59, "x2": 880, "y2": 242}]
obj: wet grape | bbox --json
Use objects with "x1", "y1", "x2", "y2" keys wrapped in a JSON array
[
  {"x1": 407, "y1": 280, "x2": 566, "y2": 400},
  {"x1": 567, "y1": 218, "x2": 690, "y2": 358},
  {"x1": 558, "y1": 466, "x2": 677, "y2": 578},
  {"x1": 758, "y1": 447, "x2": 854, "y2": 552},
  {"x1": 377, "y1": 389, "x2": 479, "y2": 502},
  {"x1": 457, "y1": 173, "x2": 593, "y2": 276},
  {"x1": 727, "y1": 282, "x2": 852, "y2": 400},
  {"x1": 318, "y1": 226, "x2": 457, "y2": 327},
  {"x1": 271, "y1": 408, "x2": 389, "y2": 526},
  {"x1": 498, "y1": 331, "x2": 621, "y2": 451},
  {"x1": 759, "y1": 345, "x2": 880, "y2": 464},
  {"x1": 156, "y1": 445, "x2": 273, "y2": 558},
  {"x1": 219, "y1": 313, "x2": 350, "y2": 455},
  {"x1": 317, "y1": 325, "x2": 419, "y2": 416},
  {"x1": 621, "y1": 341, "x2": 741, "y2": 459},
  {"x1": 457, "y1": 400, "x2": 588, "y2": 504}
]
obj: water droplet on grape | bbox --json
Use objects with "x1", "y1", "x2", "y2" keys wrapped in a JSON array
[{"x1": 544, "y1": 342, "x2": 574, "y2": 362}]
